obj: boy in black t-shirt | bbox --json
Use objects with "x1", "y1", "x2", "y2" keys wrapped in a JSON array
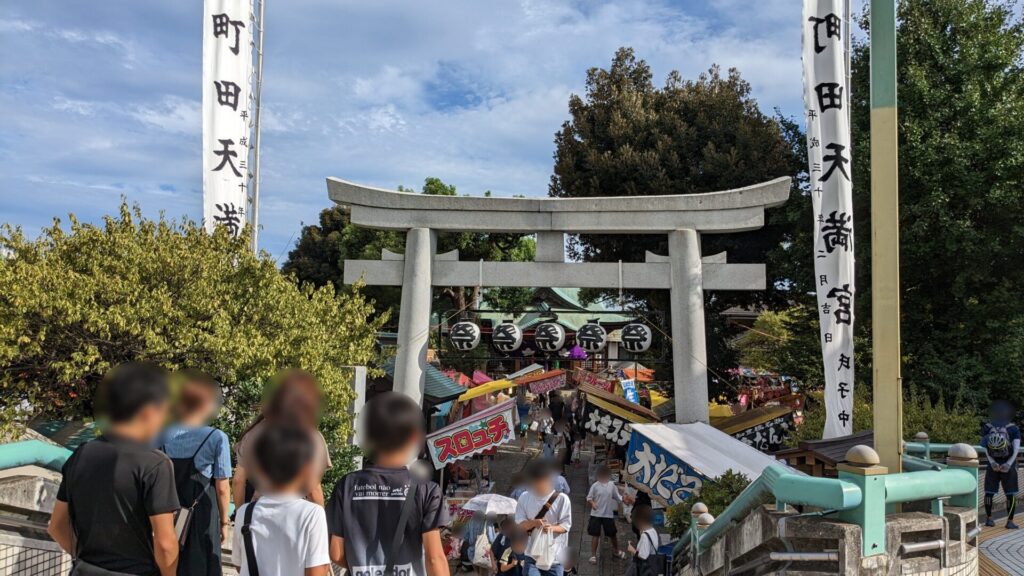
[
  {"x1": 326, "y1": 392, "x2": 450, "y2": 576},
  {"x1": 49, "y1": 362, "x2": 181, "y2": 576}
]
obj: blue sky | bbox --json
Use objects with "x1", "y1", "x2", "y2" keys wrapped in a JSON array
[{"x1": 0, "y1": 0, "x2": 833, "y2": 260}]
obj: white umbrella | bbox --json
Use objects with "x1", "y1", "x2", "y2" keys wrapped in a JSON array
[{"x1": 462, "y1": 493, "x2": 519, "y2": 516}]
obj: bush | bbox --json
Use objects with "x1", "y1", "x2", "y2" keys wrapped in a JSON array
[
  {"x1": 665, "y1": 469, "x2": 751, "y2": 538},
  {"x1": 0, "y1": 203, "x2": 386, "y2": 466}
]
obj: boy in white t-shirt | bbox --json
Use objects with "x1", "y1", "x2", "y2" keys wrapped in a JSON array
[
  {"x1": 515, "y1": 459, "x2": 572, "y2": 576},
  {"x1": 585, "y1": 465, "x2": 633, "y2": 564},
  {"x1": 234, "y1": 425, "x2": 331, "y2": 576}
]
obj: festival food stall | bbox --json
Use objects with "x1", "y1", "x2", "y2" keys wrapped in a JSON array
[{"x1": 625, "y1": 422, "x2": 787, "y2": 507}]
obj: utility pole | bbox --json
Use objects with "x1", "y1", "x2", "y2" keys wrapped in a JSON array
[
  {"x1": 870, "y1": 0, "x2": 902, "y2": 473},
  {"x1": 249, "y1": 0, "x2": 266, "y2": 254}
]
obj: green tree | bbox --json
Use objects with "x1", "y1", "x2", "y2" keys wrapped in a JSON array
[
  {"x1": 0, "y1": 203, "x2": 386, "y2": 469},
  {"x1": 548, "y1": 48, "x2": 811, "y2": 381},
  {"x1": 851, "y1": 0, "x2": 1024, "y2": 405}
]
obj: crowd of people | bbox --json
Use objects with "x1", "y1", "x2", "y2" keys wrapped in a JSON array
[{"x1": 45, "y1": 362, "x2": 662, "y2": 576}]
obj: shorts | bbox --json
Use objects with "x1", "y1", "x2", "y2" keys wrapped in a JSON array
[
  {"x1": 587, "y1": 516, "x2": 618, "y2": 537},
  {"x1": 985, "y1": 465, "x2": 1019, "y2": 495}
]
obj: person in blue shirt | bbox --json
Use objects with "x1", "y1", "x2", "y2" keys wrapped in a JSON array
[
  {"x1": 981, "y1": 400, "x2": 1021, "y2": 529},
  {"x1": 157, "y1": 370, "x2": 233, "y2": 575}
]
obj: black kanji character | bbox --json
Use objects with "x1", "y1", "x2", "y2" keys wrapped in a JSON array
[
  {"x1": 838, "y1": 353, "x2": 851, "y2": 370},
  {"x1": 827, "y1": 283, "x2": 853, "y2": 325},
  {"x1": 213, "y1": 202, "x2": 243, "y2": 236},
  {"x1": 214, "y1": 80, "x2": 242, "y2": 111},
  {"x1": 808, "y1": 13, "x2": 841, "y2": 53},
  {"x1": 821, "y1": 143, "x2": 850, "y2": 182},
  {"x1": 212, "y1": 139, "x2": 242, "y2": 177},
  {"x1": 814, "y1": 82, "x2": 843, "y2": 112},
  {"x1": 212, "y1": 13, "x2": 246, "y2": 56},
  {"x1": 821, "y1": 211, "x2": 852, "y2": 253}
]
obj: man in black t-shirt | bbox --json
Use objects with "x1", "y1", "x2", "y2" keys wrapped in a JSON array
[
  {"x1": 48, "y1": 363, "x2": 181, "y2": 575},
  {"x1": 326, "y1": 392, "x2": 450, "y2": 576}
]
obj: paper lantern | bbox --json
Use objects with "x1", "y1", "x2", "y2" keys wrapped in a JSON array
[
  {"x1": 621, "y1": 323, "x2": 654, "y2": 353},
  {"x1": 492, "y1": 322, "x2": 523, "y2": 353},
  {"x1": 576, "y1": 322, "x2": 607, "y2": 353},
  {"x1": 534, "y1": 322, "x2": 566, "y2": 353},
  {"x1": 450, "y1": 321, "x2": 481, "y2": 351}
]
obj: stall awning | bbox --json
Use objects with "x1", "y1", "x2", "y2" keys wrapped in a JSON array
[
  {"x1": 579, "y1": 383, "x2": 660, "y2": 422},
  {"x1": 713, "y1": 405, "x2": 794, "y2": 435},
  {"x1": 587, "y1": 396, "x2": 657, "y2": 425},
  {"x1": 426, "y1": 399, "x2": 518, "y2": 469},
  {"x1": 629, "y1": 422, "x2": 785, "y2": 481},
  {"x1": 457, "y1": 379, "x2": 514, "y2": 402}
]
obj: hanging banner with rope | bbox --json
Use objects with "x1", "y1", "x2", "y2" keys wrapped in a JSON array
[
  {"x1": 203, "y1": 0, "x2": 254, "y2": 237},
  {"x1": 803, "y1": 0, "x2": 856, "y2": 438}
]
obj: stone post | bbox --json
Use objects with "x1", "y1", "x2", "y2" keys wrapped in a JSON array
[
  {"x1": 836, "y1": 445, "x2": 889, "y2": 557},
  {"x1": 395, "y1": 227, "x2": 436, "y2": 405},
  {"x1": 670, "y1": 229, "x2": 709, "y2": 423},
  {"x1": 946, "y1": 443, "x2": 980, "y2": 509}
]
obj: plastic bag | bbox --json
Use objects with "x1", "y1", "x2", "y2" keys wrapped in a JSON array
[{"x1": 527, "y1": 529, "x2": 556, "y2": 570}]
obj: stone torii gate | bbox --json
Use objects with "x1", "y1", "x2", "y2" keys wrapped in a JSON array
[{"x1": 329, "y1": 176, "x2": 790, "y2": 424}]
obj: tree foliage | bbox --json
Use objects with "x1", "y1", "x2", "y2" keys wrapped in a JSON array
[
  {"x1": 0, "y1": 203, "x2": 386, "y2": 450},
  {"x1": 548, "y1": 48, "x2": 810, "y2": 379},
  {"x1": 850, "y1": 0, "x2": 1024, "y2": 405}
]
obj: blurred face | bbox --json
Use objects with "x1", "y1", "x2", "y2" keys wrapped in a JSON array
[
  {"x1": 530, "y1": 475, "x2": 552, "y2": 495},
  {"x1": 180, "y1": 380, "x2": 218, "y2": 422},
  {"x1": 511, "y1": 540, "x2": 527, "y2": 554},
  {"x1": 136, "y1": 400, "x2": 169, "y2": 441}
]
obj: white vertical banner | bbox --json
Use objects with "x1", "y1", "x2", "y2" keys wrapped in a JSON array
[
  {"x1": 203, "y1": 0, "x2": 254, "y2": 237},
  {"x1": 803, "y1": 0, "x2": 855, "y2": 438}
]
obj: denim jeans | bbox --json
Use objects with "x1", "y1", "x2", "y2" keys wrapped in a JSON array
[{"x1": 525, "y1": 559, "x2": 564, "y2": 576}]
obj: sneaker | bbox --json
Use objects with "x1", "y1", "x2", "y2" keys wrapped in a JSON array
[
  {"x1": 986, "y1": 518, "x2": 996, "y2": 527},
  {"x1": 1008, "y1": 522, "x2": 1020, "y2": 530},
  {"x1": 588, "y1": 556, "x2": 597, "y2": 564}
]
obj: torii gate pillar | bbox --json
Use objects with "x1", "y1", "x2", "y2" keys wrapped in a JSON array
[
  {"x1": 670, "y1": 229, "x2": 709, "y2": 423},
  {"x1": 394, "y1": 227, "x2": 436, "y2": 404}
]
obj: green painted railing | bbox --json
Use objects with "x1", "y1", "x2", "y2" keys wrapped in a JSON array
[
  {"x1": 0, "y1": 440, "x2": 72, "y2": 473},
  {"x1": 674, "y1": 444, "x2": 981, "y2": 568}
]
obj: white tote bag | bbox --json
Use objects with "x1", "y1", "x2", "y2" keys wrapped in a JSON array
[
  {"x1": 472, "y1": 533, "x2": 492, "y2": 568},
  {"x1": 527, "y1": 529, "x2": 556, "y2": 570}
]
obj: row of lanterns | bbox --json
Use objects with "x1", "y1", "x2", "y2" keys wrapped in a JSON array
[{"x1": 449, "y1": 320, "x2": 653, "y2": 354}]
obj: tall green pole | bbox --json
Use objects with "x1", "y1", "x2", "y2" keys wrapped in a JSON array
[{"x1": 870, "y1": 0, "x2": 902, "y2": 473}]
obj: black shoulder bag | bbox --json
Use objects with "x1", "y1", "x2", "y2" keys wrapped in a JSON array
[
  {"x1": 240, "y1": 500, "x2": 260, "y2": 576},
  {"x1": 383, "y1": 479, "x2": 420, "y2": 576},
  {"x1": 634, "y1": 531, "x2": 668, "y2": 576}
]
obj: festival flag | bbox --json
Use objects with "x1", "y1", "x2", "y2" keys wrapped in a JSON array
[
  {"x1": 203, "y1": 0, "x2": 254, "y2": 237},
  {"x1": 803, "y1": 0, "x2": 855, "y2": 438}
]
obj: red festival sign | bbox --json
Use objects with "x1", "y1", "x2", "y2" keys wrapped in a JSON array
[{"x1": 426, "y1": 399, "x2": 517, "y2": 469}]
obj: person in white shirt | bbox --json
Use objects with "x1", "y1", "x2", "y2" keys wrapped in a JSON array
[
  {"x1": 233, "y1": 425, "x2": 330, "y2": 576},
  {"x1": 627, "y1": 507, "x2": 660, "y2": 576},
  {"x1": 585, "y1": 465, "x2": 634, "y2": 564},
  {"x1": 515, "y1": 460, "x2": 572, "y2": 576}
]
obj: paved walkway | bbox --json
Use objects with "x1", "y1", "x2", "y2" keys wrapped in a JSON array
[{"x1": 979, "y1": 523, "x2": 1024, "y2": 576}]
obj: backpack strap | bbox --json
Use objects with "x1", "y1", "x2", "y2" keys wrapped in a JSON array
[
  {"x1": 241, "y1": 500, "x2": 260, "y2": 576},
  {"x1": 384, "y1": 478, "x2": 419, "y2": 576},
  {"x1": 192, "y1": 429, "x2": 218, "y2": 460}
]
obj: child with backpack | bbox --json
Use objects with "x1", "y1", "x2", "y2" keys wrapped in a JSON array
[{"x1": 233, "y1": 425, "x2": 331, "y2": 576}]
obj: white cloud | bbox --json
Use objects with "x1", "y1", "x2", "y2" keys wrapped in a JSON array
[{"x1": 129, "y1": 97, "x2": 201, "y2": 135}]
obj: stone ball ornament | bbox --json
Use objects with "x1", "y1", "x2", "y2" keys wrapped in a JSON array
[
  {"x1": 621, "y1": 323, "x2": 654, "y2": 353},
  {"x1": 576, "y1": 322, "x2": 607, "y2": 353},
  {"x1": 492, "y1": 322, "x2": 524, "y2": 353},
  {"x1": 533, "y1": 322, "x2": 566, "y2": 353},
  {"x1": 449, "y1": 321, "x2": 481, "y2": 351}
]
